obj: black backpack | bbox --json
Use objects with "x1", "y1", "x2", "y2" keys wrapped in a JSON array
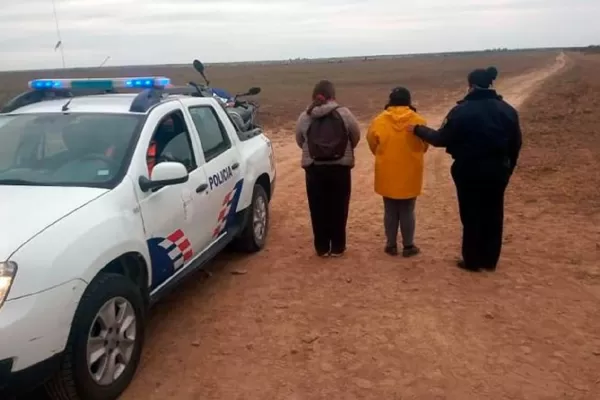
[{"x1": 306, "y1": 107, "x2": 349, "y2": 161}]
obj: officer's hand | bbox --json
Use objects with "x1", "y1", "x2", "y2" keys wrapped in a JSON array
[{"x1": 407, "y1": 124, "x2": 419, "y2": 133}]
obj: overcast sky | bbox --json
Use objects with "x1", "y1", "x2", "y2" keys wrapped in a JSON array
[{"x1": 1, "y1": 0, "x2": 599, "y2": 71}]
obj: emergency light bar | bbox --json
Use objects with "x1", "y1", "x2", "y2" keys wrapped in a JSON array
[{"x1": 28, "y1": 77, "x2": 172, "y2": 91}]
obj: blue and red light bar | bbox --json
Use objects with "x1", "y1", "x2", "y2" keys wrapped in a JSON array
[{"x1": 28, "y1": 77, "x2": 172, "y2": 90}]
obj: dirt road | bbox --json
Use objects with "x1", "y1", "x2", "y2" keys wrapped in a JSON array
[{"x1": 118, "y1": 53, "x2": 600, "y2": 400}]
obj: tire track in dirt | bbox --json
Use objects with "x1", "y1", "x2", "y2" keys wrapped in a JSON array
[{"x1": 121, "y1": 54, "x2": 568, "y2": 400}]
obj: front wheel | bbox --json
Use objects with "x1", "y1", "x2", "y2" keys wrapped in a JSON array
[
  {"x1": 235, "y1": 184, "x2": 269, "y2": 253},
  {"x1": 44, "y1": 273, "x2": 146, "y2": 400}
]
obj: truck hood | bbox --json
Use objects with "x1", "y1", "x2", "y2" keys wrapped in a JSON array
[{"x1": 0, "y1": 186, "x2": 108, "y2": 260}]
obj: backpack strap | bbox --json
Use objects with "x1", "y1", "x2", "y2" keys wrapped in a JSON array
[
  {"x1": 330, "y1": 105, "x2": 342, "y2": 118},
  {"x1": 329, "y1": 106, "x2": 348, "y2": 134}
]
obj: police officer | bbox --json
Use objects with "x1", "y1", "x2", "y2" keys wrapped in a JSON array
[{"x1": 410, "y1": 66, "x2": 522, "y2": 272}]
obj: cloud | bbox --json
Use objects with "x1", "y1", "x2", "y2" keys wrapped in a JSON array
[{"x1": 0, "y1": 0, "x2": 599, "y2": 70}]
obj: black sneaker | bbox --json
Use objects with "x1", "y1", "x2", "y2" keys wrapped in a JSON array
[
  {"x1": 384, "y1": 245, "x2": 398, "y2": 256},
  {"x1": 402, "y1": 245, "x2": 420, "y2": 258}
]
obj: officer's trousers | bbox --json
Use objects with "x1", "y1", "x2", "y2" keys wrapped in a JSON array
[{"x1": 451, "y1": 159, "x2": 511, "y2": 269}]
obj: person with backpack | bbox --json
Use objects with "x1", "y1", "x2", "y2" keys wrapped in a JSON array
[
  {"x1": 367, "y1": 87, "x2": 428, "y2": 258},
  {"x1": 409, "y1": 66, "x2": 522, "y2": 272},
  {"x1": 295, "y1": 80, "x2": 361, "y2": 257}
]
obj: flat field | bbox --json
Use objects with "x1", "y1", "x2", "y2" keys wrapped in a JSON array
[
  {"x1": 5, "y1": 50, "x2": 600, "y2": 399},
  {"x1": 1, "y1": 51, "x2": 553, "y2": 129}
]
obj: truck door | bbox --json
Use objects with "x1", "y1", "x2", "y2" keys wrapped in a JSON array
[
  {"x1": 135, "y1": 107, "x2": 209, "y2": 292},
  {"x1": 186, "y1": 105, "x2": 243, "y2": 249}
]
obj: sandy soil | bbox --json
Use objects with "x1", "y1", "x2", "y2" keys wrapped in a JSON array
[
  {"x1": 110, "y1": 53, "x2": 599, "y2": 400},
  {"x1": 13, "y1": 52, "x2": 598, "y2": 400}
]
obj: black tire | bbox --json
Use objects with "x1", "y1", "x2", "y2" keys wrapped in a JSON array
[
  {"x1": 235, "y1": 184, "x2": 269, "y2": 253},
  {"x1": 44, "y1": 273, "x2": 146, "y2": 400}
]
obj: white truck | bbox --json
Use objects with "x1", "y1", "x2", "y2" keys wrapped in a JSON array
[{"x1": 0, "y1": 74, "x2": 276, "y2": 399}]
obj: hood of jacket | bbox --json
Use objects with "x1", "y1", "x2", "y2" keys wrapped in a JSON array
[
  {"x1": 307, "y1": 101, "x2": 341, "y2": 118},
  {"x1": 380, "y1": 106, "x2": 420, "y2": 127}
]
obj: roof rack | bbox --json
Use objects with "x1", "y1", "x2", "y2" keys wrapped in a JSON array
[{"x1": 1, "y1": 77, "x2": 213, "y2": 114}]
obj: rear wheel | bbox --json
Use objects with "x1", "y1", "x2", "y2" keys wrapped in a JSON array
[
  {"x1": 44, "y1": 273, "x2": 145, "y2": 400},
  {"x1": 235, "y1": 184, "x2": 269, "y2": 253}
]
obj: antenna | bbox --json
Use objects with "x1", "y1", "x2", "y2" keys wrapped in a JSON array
[
  {"x1": 98, "y1": 56, "x2": 111, "y2": 68},
  {"x1": 51, "y1": 0, "x2": 66, "y2": 68}
]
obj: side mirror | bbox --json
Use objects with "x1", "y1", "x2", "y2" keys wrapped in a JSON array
[
  {"x1": 192, "y1": 59, "x2": 210, "y2": 85},
  {"x1": 139, "y1": 161, "x2": 189, "y2": 192},
  {"x1": 192, "y1": 59, "x2": 205, "y2": 74},
  {"x1": 248, "y1": 87, "x2": 261, "y2": 95}
]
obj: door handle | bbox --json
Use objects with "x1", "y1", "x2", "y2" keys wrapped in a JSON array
[
  {"x1": 196, "y1": 183, "x2": 208, "y2": 193},
  {"x1": 231, "y1": 162, "x2": 240, "y2": 170}
]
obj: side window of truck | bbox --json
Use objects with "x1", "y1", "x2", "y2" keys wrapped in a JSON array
[
  {"x1": 146, "y1": 110, "x2": 197, "y2": 175},
  {"x1": 188, "y1": 106, "x2": 232, "y2": 162}
]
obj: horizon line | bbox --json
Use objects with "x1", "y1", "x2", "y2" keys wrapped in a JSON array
[{"x1": 0, "y1": 45, "x2": 591, "y2": 74}]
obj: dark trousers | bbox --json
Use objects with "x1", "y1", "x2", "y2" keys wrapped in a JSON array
[
  {"x1": 305, "y1": 165, "x2": 351, "y2": 255},
  {"x1": 451, "y1": 159, "x2": 511, "y2": 268}
]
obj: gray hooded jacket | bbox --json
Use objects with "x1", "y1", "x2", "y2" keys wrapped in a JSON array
[{"x1": 295, "y1": 101, "x2": 361, "y2": 168}]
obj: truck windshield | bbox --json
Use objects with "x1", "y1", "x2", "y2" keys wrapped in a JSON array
[{"x1": 0, "y1": 113, "x2": 142, "y2": 188}]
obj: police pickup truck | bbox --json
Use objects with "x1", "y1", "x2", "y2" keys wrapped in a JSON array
[{"x1": 0, "y1": 75, "x2": 276, "y2": 399}]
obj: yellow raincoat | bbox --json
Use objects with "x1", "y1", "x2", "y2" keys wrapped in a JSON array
[{"x1": 367, "y1": 106, "x2": 428, "y2": 199}]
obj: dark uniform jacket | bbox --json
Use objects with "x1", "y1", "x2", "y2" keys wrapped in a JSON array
[{"x1": 414, "y1": 88, "x2": 522, "y2": 173}]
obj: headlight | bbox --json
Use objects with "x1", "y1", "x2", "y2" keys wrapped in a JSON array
[{"x1": 0, "y1": 261, "x2": 17, "y2": 308}]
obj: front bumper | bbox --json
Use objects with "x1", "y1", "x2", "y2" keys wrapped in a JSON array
[
  {"x1": 0, "y1": 353, "x2": 61, "y2": 395},
  {"x1": 0, "y1": 279, "x2": 86, "y2": 393}
]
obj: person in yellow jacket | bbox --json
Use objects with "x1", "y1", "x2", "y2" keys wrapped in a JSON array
[{"x1": 367, "y1": 87, "x2": 428, "y2": 257}]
